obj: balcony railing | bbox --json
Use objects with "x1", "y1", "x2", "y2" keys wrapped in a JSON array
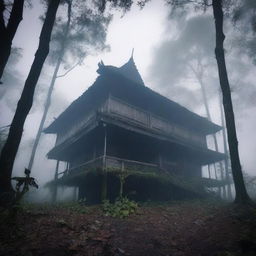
[
  {"x1": 100, "y1": 96, "x2": 206, "y2": 147},
  {"x1": 58, "y1": 155, "x2": 158, "y2": 180}
]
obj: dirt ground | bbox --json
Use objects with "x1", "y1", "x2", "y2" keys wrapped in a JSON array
[{"x1": 0, "y1": 200, "x2": 256, "y2": 256}]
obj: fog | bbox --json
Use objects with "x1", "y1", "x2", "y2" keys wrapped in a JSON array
[{"x1": 0, "y1": 0, "x2": 255, "y2": 202}]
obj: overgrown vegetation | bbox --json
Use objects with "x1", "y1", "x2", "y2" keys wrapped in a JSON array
[{"x1": 102, "y1": 197, "x2": 138, "y2": 218}]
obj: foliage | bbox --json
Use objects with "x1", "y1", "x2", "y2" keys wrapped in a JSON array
[
  {"x1": 102, "y1": 197, "x2": 138, "y2": 218},
  {"x1": 47, "y1": 0, "x2": 111, "y2": 69},
  {"x1": 10, "y1": 168, "x2": 39, "y2": 206}
]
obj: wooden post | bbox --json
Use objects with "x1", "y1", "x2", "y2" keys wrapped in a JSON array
[
  {"x1": 158, "y1": 153, "x2": 162, "y2": 169},
  {"x1": 213, "y1": 163, "x2": 221, "y2": 196},
  {"x1": 119, "y1": 161, "x2": 125, "y2": 198},
  {"x1": 208, "y1": 164, "x2": 211, "y2": 179},
  {"x1": 73, "y1": 186, "x2": 77, "y2": 201},
  {"x1": 52, "y1": 160, "x2": 59, "y2": 203},
  {"x1": 93, "y1": 145, "x2": 96, "y2": 159},
  {"x1": 107, "y1": 94, "x2": 111, "y2": 113},
  {"x1": 119, "y1": 176, "x2": 124, "y2": 198},
  {"x1": 101, "y1": 124, "x2": 107, "y2": 202},
  {"x1": 66, "y1": 162, "x2": 69, "y2": 174}
]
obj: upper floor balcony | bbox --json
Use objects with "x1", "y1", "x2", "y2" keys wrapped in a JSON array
[{"x1": 55, "y1": 95, "x2": 207, "y2": 149}]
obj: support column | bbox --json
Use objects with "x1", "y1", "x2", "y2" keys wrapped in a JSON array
[
  {"x1": 119, "y1": 161, "x2": 125, "y2": 198},
  {"x1": 158, "y1": 153, "x2": 162, "y2": 170},
  {"x1": 101, "y1": 124, "x2": 107, "y2": 202},
  {"x1": 208, "y1": 164, "x2": 211, "y2": 179},
  {"x1": 93, "y1": 145, "x2": 96, "y2": 160},
  {"x1": 52, "y1": 160, "x2": 59, "y2": 203},
  {"x1": 73, "y1": 186, "x2": 78, "y2": 201}
]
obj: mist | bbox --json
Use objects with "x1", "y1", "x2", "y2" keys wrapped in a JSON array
[
  {"x1": 1, "y1": 1, "x2": 256, "y2": 255},
  {"x1": 0, "y1": 0, "x2": 255, "y2": 200}
]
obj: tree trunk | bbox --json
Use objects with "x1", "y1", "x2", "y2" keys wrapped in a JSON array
[
  {"x1": 0, "y1": 0, "x2": 60, "y2": 203},
  {"x1": 212, "y1": 0, "x2": 251, "y2": 204},
  {"x1": 218, "y1": 91, "x2": 232, "y2": 200},
  {"x1": 0, "y1": 0, "x2": 24, "y2": 80},
  {"x1": 28, "y1": 0, "x2": 72, "y2": 171}
]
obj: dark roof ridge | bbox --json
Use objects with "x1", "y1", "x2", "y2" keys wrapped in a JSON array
[{"x1": 118, "y1": 54, "x2": 145, "y2": 86}]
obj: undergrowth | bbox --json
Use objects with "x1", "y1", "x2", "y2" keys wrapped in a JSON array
[{"x1": 102, "y1": 197, "x2": 138, "y2": 218}]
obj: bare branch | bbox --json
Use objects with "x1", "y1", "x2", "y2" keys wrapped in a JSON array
[{"x1": 56, "y1": 60, "x2": 82, "y2": 78}]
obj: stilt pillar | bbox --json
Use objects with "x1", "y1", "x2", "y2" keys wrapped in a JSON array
[
  {"x1": 101, "y1": 123, "x2": 107, "y2": 202},
  {"x1": 52, "y1": 160, "x2": 59, "y2": 203}
]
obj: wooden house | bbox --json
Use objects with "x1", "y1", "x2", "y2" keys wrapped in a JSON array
[{"x1": 45, "y1": 56, "x2": 225, "y2": 202}]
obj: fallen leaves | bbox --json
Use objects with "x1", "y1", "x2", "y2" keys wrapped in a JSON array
[{"x1": 0, "y1": 201, "x2": 256, "y2": 256}]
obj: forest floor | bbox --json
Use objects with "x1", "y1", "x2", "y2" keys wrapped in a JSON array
[{"x1": 0, "y1": 199, "x2": 256, "y2": 256}]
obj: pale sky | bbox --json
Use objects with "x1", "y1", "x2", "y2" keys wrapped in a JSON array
[{"x1": 13, "y1": 0, "x2": 169, "y2": 103}]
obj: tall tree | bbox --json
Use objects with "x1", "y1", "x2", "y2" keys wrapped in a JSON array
[
  {"x1": 0, "y1": 0, "x2": 25, "y2": 81},
  {"x1": 212, "y1": 0, "x2": 251, "y2": 204},
  {"x1": 0, "y1": 0, "x2": 60, "y2": 205},
  {"x1": 218, "y1": 90, "x2": 232, "y2": 199},
  {"x1": 28, "y1": 0, "x2": 110, "y2": 171}
]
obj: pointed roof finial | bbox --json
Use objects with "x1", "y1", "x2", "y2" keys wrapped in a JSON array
[
  {"x1": 131, "y1": 48, "x2": 134, "y2": 59},
  {"x1": 118, "y1": 49, "x2": 144, "y2": 86}
]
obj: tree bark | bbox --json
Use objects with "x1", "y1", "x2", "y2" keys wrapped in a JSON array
[
  {"x1": 212, "y1": 0, "x2": 251, "y2": 204},
  {"x1": 0, "y1": 0, "x2": 60, "y2": 203},
  {"x1": 218, "y1": 91, "x2": 232, "y2": 200},
  {"x1": 0, "y1": 0, "x2": 24, "y2": 80},
  {"x1": 28, "y1": 0, "x2": 72, "y2": 171}
]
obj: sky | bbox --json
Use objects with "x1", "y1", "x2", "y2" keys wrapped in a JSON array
[{"x1": 0, "y1": 0, "x2": 255, "y2": 198}]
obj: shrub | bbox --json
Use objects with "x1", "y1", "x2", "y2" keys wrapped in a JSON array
[{"x1": 102, "y1": 197, "x2": 138, "y2": 218}]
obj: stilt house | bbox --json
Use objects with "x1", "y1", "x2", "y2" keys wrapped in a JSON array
[{"x1": 45, "y1": 55, "x2": 225, "y2": 202}]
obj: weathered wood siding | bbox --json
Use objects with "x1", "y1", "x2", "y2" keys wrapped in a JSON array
[
  {"x1": 56, "y1": 111, "x2": 95, "y2": 146},
  {"x1": 101, "y1": 96, "x2": 206, "y2": 147},
  {"x1": 55, "y1": 95, "x2": 206, "y2": 148}
]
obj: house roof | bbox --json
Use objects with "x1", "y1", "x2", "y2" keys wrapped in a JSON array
[
  {"x1": 118, "y1": 55, "x2": 145, "y2": 86},
  {"x1": 45, "y1": 56, "x2": 221, "y2": 135}
]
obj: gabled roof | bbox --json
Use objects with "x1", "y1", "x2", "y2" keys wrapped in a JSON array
[{"x1": 45, "y1": 56, "x2": 221, "y2": 135}]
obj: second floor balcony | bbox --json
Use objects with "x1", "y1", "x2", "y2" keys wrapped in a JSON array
[{"x1": 55, "y1": 95, "x2": 207, "y2": 149}]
